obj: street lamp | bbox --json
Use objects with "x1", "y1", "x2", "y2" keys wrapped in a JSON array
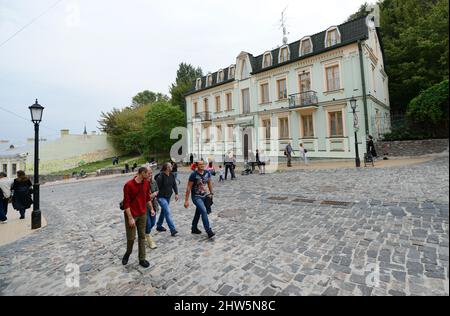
[
  {"x1": 350, "y1": 97, "x2": 361, "y2": 168},
  {"x1": 29, "y1": 99, "x2": 44, "y2": 229}
]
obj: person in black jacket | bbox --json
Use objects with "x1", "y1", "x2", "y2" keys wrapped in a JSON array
[
  {"x1": 11, "y1": 171, "x2": 33, "y2": 219},
  {"x1": 156, "y1": 163, "x2": 179, "y2": 237}
]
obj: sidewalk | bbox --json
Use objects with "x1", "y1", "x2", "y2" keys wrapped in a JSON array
[{"x1": 0, "y1": 207, "x2": 47, "y2": 247}]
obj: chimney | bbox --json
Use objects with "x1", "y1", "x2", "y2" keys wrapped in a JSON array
[{"x1": 60, "y1": 129, "x2": 70, "y2": 137}]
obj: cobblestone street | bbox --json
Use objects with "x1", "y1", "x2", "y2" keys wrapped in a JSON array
[{"x1": 0, "y1": 156, "x2": 448, "y2": 296}]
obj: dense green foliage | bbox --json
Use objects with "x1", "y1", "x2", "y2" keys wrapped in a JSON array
[
  {"x1": 170, "y1": 63, "x2": 203, "y2": 113},
  {"x1": 132, "y1": 91, "x2": 169, "y2": 108}
]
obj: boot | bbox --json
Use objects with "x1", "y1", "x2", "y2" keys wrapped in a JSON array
[{"x1": 146, "y1": 234, "x2": 157, "y2": 249}]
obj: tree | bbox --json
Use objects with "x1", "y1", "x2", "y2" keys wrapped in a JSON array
[
  {"x1": 347, "y1": 2, "x2": 370, "y2": 21},
  {"x1": 170, "y1": 63, "x2": 203, "y2": 113},
  {"x1": 132, "y1": 90, "x2": 169, "y2": 108},
  {"x1": 142, "y1": 101, "x2": 185, "y2": 156}
]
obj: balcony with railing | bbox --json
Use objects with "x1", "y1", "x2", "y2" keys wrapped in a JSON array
[
  {"x1": 194, "y1": 111, "x2": 212, "y2": 122},
  {"x1": 289, "y1": 91, "x2": 319, "y2": 109}
]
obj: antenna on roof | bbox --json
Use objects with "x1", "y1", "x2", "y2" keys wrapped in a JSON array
[{"x1": 280, "y1": 6, "x2": 290, "y2": 45}]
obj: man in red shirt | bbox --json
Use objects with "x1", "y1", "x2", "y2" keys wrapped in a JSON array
[{"x1": 122, "y1": 167, "x2": 154, "y2": 268}]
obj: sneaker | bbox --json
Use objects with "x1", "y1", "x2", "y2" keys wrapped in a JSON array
[
  {"x1": 191, "y1": 228, "x2": 202, "y2": 235},
  {"x1": 171, "y1": 230, "x2": 179, "y2": 237},
  {"x1": 207, "y1": 230, "x2": 216, "y2": 239},
  {"x1": 0, "y1": 220, "x2": 7, "y2": 224},
  {"x1": 122, "y1": 254, "x2": 130, "y2": 266},
  {"x1": 20, "y1": 216, "x2": 25, "y2": 220},
  {"x1": 139, "y1": 260, "x2": 150, "y2": 268},
  {"x1": 157, "y1": 226, "x2": 167, "y2": 232}
]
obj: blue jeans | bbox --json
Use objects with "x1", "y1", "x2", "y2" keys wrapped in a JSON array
[
  {"x1": 192, "y1": 196, "x2": 211, "y2": 233},
  {"x1": 145, "y1": 206, "x2": 156, "y2": 234},
  {"x1": 0, "y1": 200, "x2": 6, "y2": 222},
  {"x1": 157, "y1": 197, "x2": 176, "y2": 233}
]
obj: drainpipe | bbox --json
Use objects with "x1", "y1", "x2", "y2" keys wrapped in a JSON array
[{"x1": 358, "y1": 40, "x2": 370, "y2": 139}]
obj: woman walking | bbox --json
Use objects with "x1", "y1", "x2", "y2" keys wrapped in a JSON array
[{"x1": 11, "y1": 171, "x2": 33, "y2": 219}]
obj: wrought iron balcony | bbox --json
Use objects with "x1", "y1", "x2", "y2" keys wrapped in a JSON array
[
  {"x1": 289, "y1": 91, "x2": 319, "y2": 109},
  {"x1": 194, "y1": 111, "x2": 212, "y2": 122}
]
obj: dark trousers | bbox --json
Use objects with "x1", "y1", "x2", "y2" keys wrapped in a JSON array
[
  {"x1": 124, "y1": 213, "x2": 147, "y2": 261},
  {"x1": 225, "y1": 163, "x2": 235, "y2": 180},
  {"x1": 0, "y1": 200, "x2": 6, "y2": 222},
  {"x1": 2, "y1": 198, "x2": 8, "y2": 216}
]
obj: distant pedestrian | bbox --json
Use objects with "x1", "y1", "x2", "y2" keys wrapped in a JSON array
[
  {"x1": 132, "y1": 163, "x2": 138, "y2": 172},
  {"x1": 218, "y1": 166, "x2": 224, "y2": 182},
  {"x1": 171, "y1": 160, "x2": 180, "y2": 185},
  {"x1": 299, "y1": 143, "x2": 308, "y2": 164},
  {"x1": 224, "y1": 152, "x2": 236, "y2": 180},
  {"x1": 189, "y1": 153, "x2": 194, "y2": 165},
  {"x1": 206, "y1": 161, "x2": 216, "y2": 176},
  {"x1": 285, "y1": 143, "x2": 294, "y2": 167},
  {"x1": 256, "y1": 149, "x2": 266, "y2": 175},
  {"x1": 0, "y1": 172, "x2": 13, "y2": 223},
  {"x1": 156, "y1": 163, "x2": 180, "y2": 237},
  {"x1": 184, "y1": 160, "x2": 215, "y2": 239},
  {"x1": 124, "y1": 163, "x2": 130, "y2": 173},
  {"x1": 367, "y1": 135, "x2": 378, "y2": 159},
  {"x1": 145, "y1": 166, "x2": 158, "y2": 250},
  {"x1": 122, "y1": 167, "x2": 152, "y2": 268},
  {"x1": 11, "y1": 171, "x2": 33, "y2": 220}
]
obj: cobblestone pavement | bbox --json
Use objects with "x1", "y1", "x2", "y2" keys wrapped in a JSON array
[{"x1": 0, "y1": 155, "x2": 448, "y2": 296}]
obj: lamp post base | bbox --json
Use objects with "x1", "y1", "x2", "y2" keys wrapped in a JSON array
[
  {"x1": 31, "y1": 209, "x2": 42, "y2": 230},
  {"x1": 355, "y1": 158, "x2": 361, "y2": 168}
]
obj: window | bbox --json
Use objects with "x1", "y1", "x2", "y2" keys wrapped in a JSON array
[
  {"x1": 300, "y1": 38, "x2": 313, "y2": 56},
  {"x1": 371, "y1": 64, "x2": 376, "y2": 93},
  {"x1": 329, "y1": 111, "x2": 344, "y2": 137},
  {"x1": 229, "y1": 66, "x2": 236, "y2": 79},
  {"x1": 260, "y1": 83, "x2": 269, "y2": 104},
  {"x1": 218, "y1": 70, "x2": 224, "y2": 83},
  {"x1": 203, "y1": 126, "x2": 211, "y2": 142},
  {"x1": 279, "y1": 46, "x2": 289, "y2": 63},
  {"x1": 241, "y1": 60, "x2": 249, "y2": 79},
  {"x1": 196, "y1": 79, "x2": 202, "y2": 90},
  {"x1": 279, "y1": 117, "x2": 289, "y2": 139},
  {"x1": 326, "y1": 28, "x2": 341, "y2": 47},
  {"x1": 302, "y1": 114, "x2": 314, "y2": 138},
  {"x1": 263, "y1": 52, "x2": 272, "y2": 68},
  {"x1": 226, "y1": 93, "x2": 232, "y2": 111},
  {"x1": 299, "y1": 72, "x2": 311, "y2": 93},
  {"x1": 227, "y1": 124, "x2": 234, "y2": 141},
  {"x1": 12, "y1": 163, "x2": 17, "y2": 176},
  {"x1": 2, "y1": 164, "x2": 7, "y2": 174},
  {"x1": 326, "y1": 65, "x2": 340, "y2": 91},
  {"x1": 277, "y1": 78, "x2": 287, "y2": 100},
  {"x1": 262, "y1": 119, "x2": 271, "y2": 139},
  {"x1": 206, "y1": 75, "x2": 213, "y2": 87},
  {"x1": 242, "y1": 88, "x2": 250, "y2": 114},
  {"x1": 215, "y1": 96, "x2": 221, "y2": 113},
  {"x1": 193, "y1": 102, "x2": 198, "y2": 115},
  {"x1": 216, "y1": 125, "x2": 223, "y2": 141},
  {"x1": 203, "y1": 98, "x2": 209, "y2": 112}
]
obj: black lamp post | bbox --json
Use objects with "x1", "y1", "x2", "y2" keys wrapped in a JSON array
[
  {"x1": 350, "y1": 97, "x2": 361, "y2": 168},
  {"x1": 29, "y1": 99, "x2": 44, "y2": 229}
]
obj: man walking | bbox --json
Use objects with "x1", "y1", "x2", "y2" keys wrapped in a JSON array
[
  {"x1": 256, "y1": 149, "x2": 266, "y2": 175},
  {"x1": 285, "y1": 143, "x2": 294, "y2": 167},
  {"x1": 122, "y1": 167, "x2": 152, "y2": 268},
  {"x1": 145, "y1": 166, "x2": 158, "y2": 249},
  {"x1": 224, "y1": 152, "x2": 236, "y2": 180},
  {"x1": 0, "y1": 172, "x2": 12, "y2": 223},
  {"x1": 184, "y1": 160, "x2": 215, "y2": 239},
  {"x1": 156, "y1": 163, "x2": 179, "y2": 237}
]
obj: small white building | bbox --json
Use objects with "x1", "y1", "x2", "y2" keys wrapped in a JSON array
[{"x1": 0, "y1": 146, "x2": 28, "y2": 178}]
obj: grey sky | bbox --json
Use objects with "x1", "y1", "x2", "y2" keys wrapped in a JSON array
[{"x1": 0, "y1": 0, "x2": 367, "y2": 145}]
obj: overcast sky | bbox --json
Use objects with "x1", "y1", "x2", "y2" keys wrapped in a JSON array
[{"x1": 0, "y1": 0, "x2": 367, "y2": 144}]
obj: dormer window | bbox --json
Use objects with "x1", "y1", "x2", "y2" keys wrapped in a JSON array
[
  {"x1": 325, "y1": 27, "x2": 341, "y2": 47},
  {"x1": 300, "y1": 37, "x2": 313, "y2": 56},
  {"x1": 241, "y1": 60, "x2": 249, "y2": 80},
  {"x1": 218, "y1": 70, "x2": 224, "y2": 83},
  {"x1": 206, "y1": 74, "x2": 213, "y2": 87},
  {"x1": 279, "y1": 46, "x2": 290, "y2": 63},
  {"x1": 262, "y1": 52, "x2": 272, "y2": 68},
  {"x1": 229, "y1": 65, "x2": 236, "y2": 79},
  {"x1": 196, "y1": 78, "x2": 202, "y2": 90}
]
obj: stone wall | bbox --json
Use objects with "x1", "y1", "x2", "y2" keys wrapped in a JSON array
[{"x1": 376, "y1": 139, "x2": 449, "y2": 157}]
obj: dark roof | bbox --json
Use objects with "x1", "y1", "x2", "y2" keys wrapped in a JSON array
[{"x1": 185, "y1": 16, "x2": 369, "y2": 96}]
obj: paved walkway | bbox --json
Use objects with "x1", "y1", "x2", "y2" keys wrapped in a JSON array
[{"x1": 0, "y1": 155, "x2": 448, "y2": 296}]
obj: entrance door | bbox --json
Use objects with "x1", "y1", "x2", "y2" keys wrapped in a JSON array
[{"x1": 244, "y1": 134, "x2": 249, "y2": 161}]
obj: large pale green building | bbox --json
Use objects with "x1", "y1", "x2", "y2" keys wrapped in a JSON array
[{"x1": 185, "y1": 16, "x2": 390, "y2": 163}]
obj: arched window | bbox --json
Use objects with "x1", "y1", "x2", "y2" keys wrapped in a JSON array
[
  {"x1": 325, "y1": 27, "x2": 341, "y2": 47},
  {"x1": 218, "y1": 70, "x2": 224, "y2": 83},
  {"x1": 279, "y1": 46, "x2": 290, "y2": 63},
  {"x1": 262, "y1": 52, "x2": 272, "y2": 68},
  {"x1": 196, "y1": 78, "x2": 202, "y2": 90},
  {"x1": 300, "y1": 37, "x2": 313, "y2": 56},
  {"x1": 241, "y1": 60, "x2": 249, "y2": 79},
  {"x1": 206, "y1": 74, "x2": 213, "y2": 87},
  {"x1": 229, "y1": 65, "x2": 236, "y2": 79}
]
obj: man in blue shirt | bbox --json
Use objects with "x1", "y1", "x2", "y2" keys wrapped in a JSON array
[{"x1": 184, "y1": 160, "x2": 216, "y2": 239}]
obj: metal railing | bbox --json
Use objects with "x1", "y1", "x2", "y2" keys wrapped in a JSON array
[
  {"x1": 288, "y1": 91, "x2": 319, "y2": 108},
  {"x1": 194, "y1": 111, "x2": 212, "y2": 122}
]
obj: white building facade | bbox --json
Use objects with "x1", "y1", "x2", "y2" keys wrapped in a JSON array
[{"x1": 185, "y1": 16, "x2": 390, "y2": 163}]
